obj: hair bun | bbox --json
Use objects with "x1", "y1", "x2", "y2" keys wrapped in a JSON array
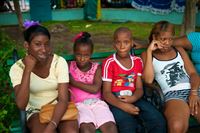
[{"x1": 82, "y1": 32, "x2": 91, "y2": 39}]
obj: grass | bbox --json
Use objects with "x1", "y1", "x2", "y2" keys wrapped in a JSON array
[
  {"x1": 43, "y1": 20, "x2": 183, "y2": 39},
  {"x1": 3, "y1": 20, "x2": 200, "y2": 55},
  {"x1": 41, "y1": 20, "x2": 186, "y2": 54}
]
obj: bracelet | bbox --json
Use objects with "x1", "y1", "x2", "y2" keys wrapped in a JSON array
[
  {"x1": 191, "y1": 89, "x2": 198, "y2": 92},
  {"x1": 50, "y1": 120, "x2": 57, "y2": 128},
  {"x1": 190, "y1": 92, "x2": 198, "y2": 96}
]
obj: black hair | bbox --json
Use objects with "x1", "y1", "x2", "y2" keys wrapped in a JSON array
[
  {"x1": 23, "y1": 25, "x2": 50, "y2": 43},
  {"x1": 149, "y1": 21, "x2": 175, "y2": 42},
  {"x1": 113, "y1": 27, "x2": 132, "y2": 40},
  {"x1": 73, "y1": 32, "x2": 94, "y2": 53}
]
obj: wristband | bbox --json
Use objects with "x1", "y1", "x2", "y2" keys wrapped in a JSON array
[
  {"x1": 190, "y1": 92, "x2": 198, "y2": 96},
  {"x1": 191, "y1": 89, "x2": 198, "y2": 92}
]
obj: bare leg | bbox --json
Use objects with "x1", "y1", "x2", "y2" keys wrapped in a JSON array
[
  {"x1": 80, "y1": 123, "x2": 96, "y2": 133},
  {"x1": 99, "y1": 121, "x2": 118, "y2": 133},
  {"x1": 27, "y1": 113, "x2": 48, "y2": 133},
  {"x1": 58, "y1": 120, "x2": 78, "y2": 133},
  {"x1": 164, "y1": 100, "x2": 190, "y2": 133}
]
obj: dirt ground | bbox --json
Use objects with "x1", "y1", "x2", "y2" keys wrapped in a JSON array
[{"x1": 1, "y1": 24, "x2": 114, "y2": 55}]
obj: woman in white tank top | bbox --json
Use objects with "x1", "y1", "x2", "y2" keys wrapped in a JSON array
[{"x1": 141, "y1": 21, "x2": 200, "y2": 133}]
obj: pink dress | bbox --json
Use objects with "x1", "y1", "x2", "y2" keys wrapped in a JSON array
[
  {"x1": 69, "y1": 61, "x2": 101, "y2": 103},
  {"x1": 69, "y1": 61, "x2": 115, "y2": 128}
]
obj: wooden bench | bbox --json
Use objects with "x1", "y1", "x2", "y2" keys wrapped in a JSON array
[{"x1": 8, "y1": 48, "x2": 199, "y2": 132}]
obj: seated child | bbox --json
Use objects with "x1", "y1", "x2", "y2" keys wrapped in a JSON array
[
  {"x1": 102, "y1": 27, "x2": 166, "y2": 133},
  {"x1": 141, "y1": 21, "x2": 200, "y2": 133},
  {"x1": 69, "y1": 32, "x2": 117, "y2": 133}
]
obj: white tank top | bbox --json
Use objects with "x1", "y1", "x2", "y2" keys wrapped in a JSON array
[{"x1": 153, "y1": 50, "x2": 191, "y2": 94}]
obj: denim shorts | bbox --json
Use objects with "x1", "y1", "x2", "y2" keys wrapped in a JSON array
[{"x1": 164, "y1": 89, "x2": 200, "y2": 102}]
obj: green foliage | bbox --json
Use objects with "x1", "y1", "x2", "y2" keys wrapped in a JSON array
[{"x1": 0, "y1": 31, "x2": 19, "y2": 132}]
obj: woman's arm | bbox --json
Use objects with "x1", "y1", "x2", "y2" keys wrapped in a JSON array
[
  {"x1": 69, "y1": 65, "x2": 102, "y2": 94},
  {"x1": 14, "y1": 55, "x2": 37, "y2": 110},
  {"x1": 176, "y1": 47, "x2": 199, "y2": 116},
  {"x1": 133, "y1": 39, "x2": 148, "y2": 49},
  {"x1": 45, "y1": 83, "x2": 69, "y2": 130},
  {"x1": 141, "y1": 39, "x2": 162, "y2": 83},
  {"x1": 141, "y1": 51, "x2": 154, "y2": 84},
  {"x1": 173, "y1": 36, "x2": 192, "y2": 50}
]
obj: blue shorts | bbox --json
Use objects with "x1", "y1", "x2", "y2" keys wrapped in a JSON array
[{"x1": 164, "y1": 89, "x2": 200, "y2": 102}]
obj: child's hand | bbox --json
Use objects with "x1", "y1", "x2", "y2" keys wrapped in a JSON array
[
  {"x1": 188, "y1": 94, "x2": 200, "y2": 116},
  {"x1": 24, "y1": 54, "x2": 37, "y2": 72},
  {"x1": 118, "y1": 95, "x2": 134, "y2": 103},
  {"x1": 122, "y1": 103, "x2": 140, "y2": 115}
]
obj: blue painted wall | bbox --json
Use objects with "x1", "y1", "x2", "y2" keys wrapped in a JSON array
[
  {"x1": 0, "y1": 12, "x2": 30, "y2": 25},
  {"x1": 52, "y1": 9, "x2": 84, "y2": 21},
  {"x1": 0, "y1": 8, "x2": 199, "y2": 26},
  {"x1": 30, "y1": 0, "x2": 52, "y2": 22}
]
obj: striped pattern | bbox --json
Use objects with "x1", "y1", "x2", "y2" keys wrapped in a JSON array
[
  {"x1": 164, "y1": 89, "x2": 200, "y2": 102},
  {"x1": 103, "y1": 57, "x2": 114, "y2": 80}
]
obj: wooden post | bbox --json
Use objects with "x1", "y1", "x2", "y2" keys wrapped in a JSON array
[
  {"x1": 13, "y1": 0, "x2": 23, "y2": 29},
  {"x1": 97, "y1": 0, "x2": 101, "y2": 20},
  {"x1": 181, "y1": 0, "x2": 197, "y2": 35}
]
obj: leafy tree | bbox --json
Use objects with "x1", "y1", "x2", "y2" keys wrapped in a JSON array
[{"x1": 0, "y1": 31, "x2": 19, "y2": 132}]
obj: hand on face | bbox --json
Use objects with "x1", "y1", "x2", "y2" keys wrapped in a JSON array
[
  {"x1": 148, "y1": 40, "x2": 163, "y2": 52},
  {"x1": 24, "y1": 54, "x2": 37, "y2": 71},
  {"x1": 149, "y1": 39, "x2": 172, "y2": 52}
]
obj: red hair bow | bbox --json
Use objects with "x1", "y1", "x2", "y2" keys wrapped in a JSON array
[{"x1": 72, "y1": 32, "x2": 83, "y2": 42}]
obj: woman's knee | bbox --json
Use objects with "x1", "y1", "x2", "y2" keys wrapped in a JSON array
[
  {"x1": 168, "y1": 119, "x2": 188, "y2": 133},
  {"x1": 27, "y1": 113, "x2": 47, "y2": 132}
]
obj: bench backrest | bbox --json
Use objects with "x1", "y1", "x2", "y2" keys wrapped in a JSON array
[{"x1": 62, "y1": 49, "x2": 146, "y2": 62}]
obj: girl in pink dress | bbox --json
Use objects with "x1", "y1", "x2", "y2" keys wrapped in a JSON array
[{"x1": 69, "y1": 32, "x2": 117, "y2": 133}]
